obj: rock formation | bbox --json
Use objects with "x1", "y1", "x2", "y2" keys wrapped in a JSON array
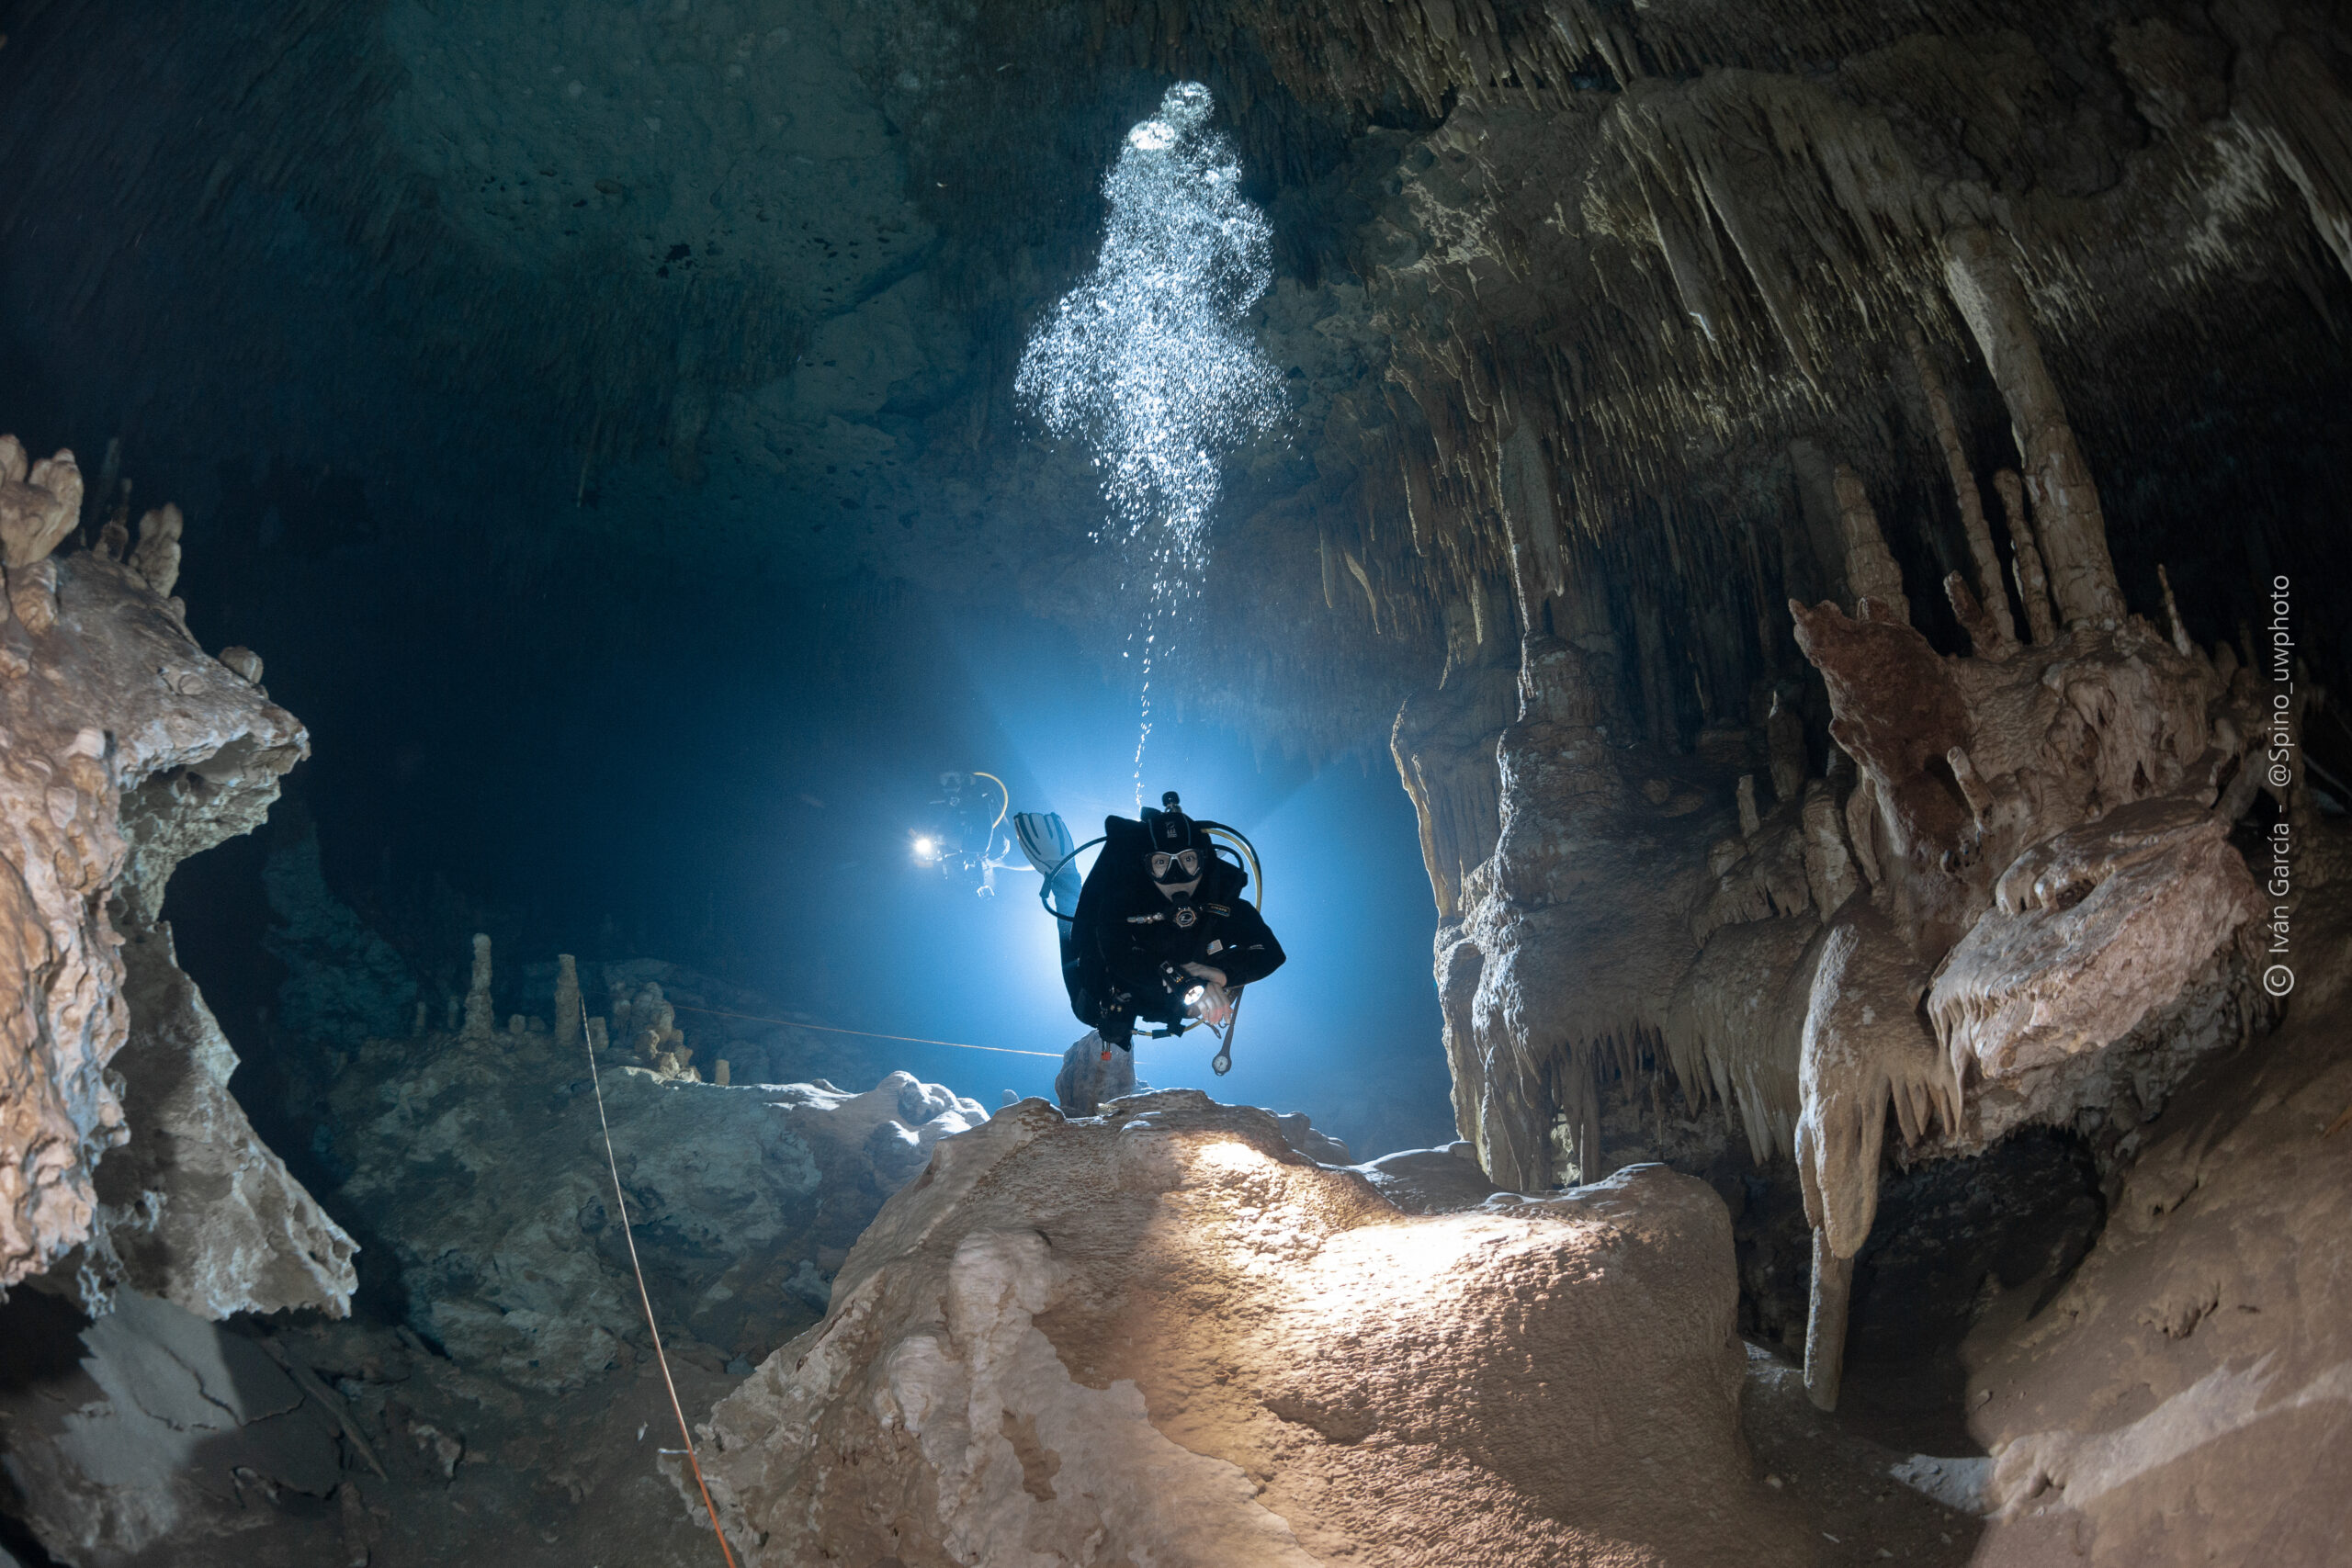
[
  {"x1": 1782, "y1": 437, "x2": 2272, "y2": 1404},
  {"x1": 688, "y1": 1090, "x2": 1809, "y2": 1566},
  {"x1": 5, "y1": 999, "x2": 1004, "y2": 1566},
  {"x1": 1954, "y1": 847, "x2": 2352, "y2": 1562},
  {"x1": 0, "y1": 432, "x2": 351, "y2": 1314},
  {"x1": 1394, "y1": 149, "x2": 2303, "y2": 1403},
  {"x1": 314, "y1": 996, "x2": 990, "y2": 1389}
]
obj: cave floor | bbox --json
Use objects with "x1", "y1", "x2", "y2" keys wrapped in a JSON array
[{"x1": 1744, "y1": 1344, "x2": 1984, "y2": 1568}]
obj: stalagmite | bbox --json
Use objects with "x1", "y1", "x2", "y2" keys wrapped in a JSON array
[
  {"x1": 93, "y1": 457, "x2": 131, "y2": 561},
  {"x1": 128, "y1": 505, "x2": 184, "y2": 598},
  {"x1": 8, "y1": 558, "x2": 60, "y2": 636},
  {"x1": 1736, "y1": 773, "x2": 1760, "y2": 838},
  {"x1": 553, "y1": 953, "x2": 582, "y2": 1048},
  {"x1": 1943, "y1": 570, "x2": 2006, "y2": 658},
  {"x1": 1831, "y1": 465, "x2": 1907, "y2": 623},
  {"x1": 1767, "y1": 691, "x2": 1805, "y2": 805},
  {"x1": 1800, "y1": 780, "x2": 1858, "y2": 918},
  {"x1": 2157, "y1": 564, "x2": 2196, "y2": 658},
  {"x1": 1907, "y1": 327, "x2": 2016, "y2": 653},
  {"x1": 0, "y1": 442, "x2": 81, "y2": 568},
  {"x1": 1940, "y1": 228, "x2": 2124, "y2": 628},
  {"x1": 628, "y1": 982, "x2": 680, "y2": 1060},
  {"x1": 1994, "y1": 468, "x2": 2059, "y2": 644},
  {"x1": 461, "y1": 933, "x2": 496, "y2": 1042}
]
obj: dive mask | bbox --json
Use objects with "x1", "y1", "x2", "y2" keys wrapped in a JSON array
[{"x1": 1148, "y1": 848, "x2": 1201, "y2": 881}]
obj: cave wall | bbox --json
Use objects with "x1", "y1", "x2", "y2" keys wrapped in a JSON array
[
  {"x1": 0, "y1": 433, "x2": 351, "y2": 1314},
  {"x1": 1236, "y1": 0, "x2": 2352, "y2": 1425}
]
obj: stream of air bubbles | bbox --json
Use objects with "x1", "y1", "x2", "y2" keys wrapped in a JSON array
[{"x1": 1015, "y1": 82, "x2": 1283, "y2": 804}]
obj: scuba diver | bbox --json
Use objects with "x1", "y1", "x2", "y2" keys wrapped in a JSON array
[
  {"x1": 914, "y1": 771, "x2": 1016, "y2": 896},
  {"x1": 1019, "y1": 792, "x2": 1284, "y2": 1113}
]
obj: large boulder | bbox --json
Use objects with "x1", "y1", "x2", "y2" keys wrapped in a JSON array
[{"x1": 687, "y1": 1089, "x2": 1808, "y2": 1566}]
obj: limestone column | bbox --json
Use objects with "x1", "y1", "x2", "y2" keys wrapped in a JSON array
[{"x1": 1939, "y1": 228, "x2": 2124, "y2": 628}]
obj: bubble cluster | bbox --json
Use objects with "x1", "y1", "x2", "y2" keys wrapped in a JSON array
[{"x1": 1015, "y1": 82, "x2": 1283, "y2": 797}]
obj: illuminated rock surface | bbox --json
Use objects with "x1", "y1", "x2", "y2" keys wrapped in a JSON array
[
  {"x1": 687, "y1": 1090, "x2": 1809, "y2": 1567},
  {"x1": 0, "y1": 433, "x2": 350, "y2": 1313}
]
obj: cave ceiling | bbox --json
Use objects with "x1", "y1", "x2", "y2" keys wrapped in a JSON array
[{"x1": 0, "y1": 0, "x2": 2346, "y2": 759}]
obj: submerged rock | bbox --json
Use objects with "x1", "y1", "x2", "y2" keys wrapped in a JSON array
[
  {"x1": 686, "y1": 1089, "x2": 1808, "y2": 1566},
  {"x1": 318, "y1": 1010, "x2": 989, "y2": 1390},
  {"x1": 1, "y1": 1043, "x2": 999, "y2": 1566},
  {"x1": 0, "y1": 1291, "x2": 348, "y2": 1565}
]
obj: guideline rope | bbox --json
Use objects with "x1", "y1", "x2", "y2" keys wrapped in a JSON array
[
  {"x1": 581, "y1": 1028, "x2": 741, "y2": 1568},
  {"x1": 669, "y1": 1002, "x2": 1064, "y2": 1059}
]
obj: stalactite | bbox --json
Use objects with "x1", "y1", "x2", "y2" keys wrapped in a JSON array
[
  {"x1": 1939, "y1": 228, "x2": 2125, "y2": 628},
  {"x1": 2215, "y1": 0, "x2": 2352, "y2": 287}
]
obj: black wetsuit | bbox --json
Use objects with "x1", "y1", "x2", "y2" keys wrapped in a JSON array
[{"x1": 1063, "y1": 814, "x2": 1285, "y2": 1049}]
